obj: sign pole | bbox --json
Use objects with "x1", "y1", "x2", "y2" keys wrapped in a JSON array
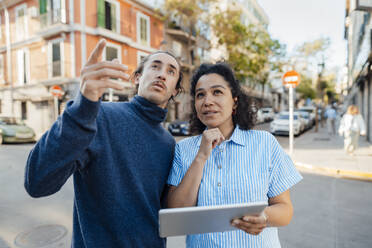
[
  {"x1": 289, "y1": 84, "x2": 294, "y2": 156},
  {"x1": 282, "y1": 70, "x2": 300, "y2": 157}
]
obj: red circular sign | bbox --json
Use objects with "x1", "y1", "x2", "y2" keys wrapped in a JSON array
[
  {"x1": 282, "y1": 70, "x2": 300, "y2": 87},
  {"x1": 50, "y1": 85, "x2": 64, "y2": 97}
]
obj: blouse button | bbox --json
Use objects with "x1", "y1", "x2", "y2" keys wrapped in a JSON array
[{"x1": 217, "y1": 182, "x2": 221, "y2": 187}]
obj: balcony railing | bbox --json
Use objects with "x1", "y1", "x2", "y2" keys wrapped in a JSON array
[{"x1": 39, "y1": 9, "x2": 65, "y2": 28}]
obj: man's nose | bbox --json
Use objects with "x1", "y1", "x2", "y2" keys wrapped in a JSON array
[{"x1": 157, "y1": 68, "x2": 167, "y2": 80}]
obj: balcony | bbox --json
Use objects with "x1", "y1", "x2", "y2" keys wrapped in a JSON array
[
  {"x1": 165, "y1": 21, "x2": 197, "y2": 43},
  {"x1": 36, "y1": 9, "x2": 69, "y2": 39}
]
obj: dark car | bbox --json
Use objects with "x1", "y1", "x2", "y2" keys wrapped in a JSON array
[
  {"x1": 168, "y1": 120, "x2": 190, "y2": 136},
  {"x1": 0, "y1": 116, "x2": 36, "y2": 144}
]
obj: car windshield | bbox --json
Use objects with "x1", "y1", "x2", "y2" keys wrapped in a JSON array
[
  {"x1": 0, "y1": 117, "x2": 24, "y2": 125},
  {"x1": 299, "y1": 108, "x2": 314, "y2": 114},
  {"x1": 279, "y1": 114, "x2": 298, "y2": 120}
]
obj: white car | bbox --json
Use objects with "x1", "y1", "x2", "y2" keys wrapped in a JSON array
[
  {"x1": 260, "y1": 108, "x2": 275, "y2": 121},
  {"x1": 256, "y1": 109, "x2": 265, "y2": 124},
  {"x1": 298, "y1": 106, "x2": 316, "y2": 125},
  {"x1": 270, "y1": 112, "x2": 302, "y2": 136}
]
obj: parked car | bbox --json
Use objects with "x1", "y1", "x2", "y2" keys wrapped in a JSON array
[
  {"x1": 0, "y1": 116, "x2": 36, "y2": 144},
  {"x1": 260, "y1": 107, "x2": 275, "y2": 121},
  {"x1": 168, "y1": 120, "x2": 190, "y2": 136},
  {"x1": 270, "y1": 111, "x2": 302, "y2": 136},
  {"x1": 256, "y1": 109, "x2": 265, "y2": 124},
  {"x1": 298, "y1": 106, "x2": 316, "y2": 125},
  {"x1": 297, "y1": 111, "x2": 313, "y2": 130}
]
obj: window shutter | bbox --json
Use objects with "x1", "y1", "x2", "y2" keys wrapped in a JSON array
[
  {"x1": 97, "y1": 0, "x2": 105, "y2": 28},
  {"x1": 39, "y1": 0, "x2": 47, "y2": 14}
]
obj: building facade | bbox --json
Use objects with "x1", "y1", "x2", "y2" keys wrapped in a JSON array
[
  {"x1": 344, "y1": 0, "x2": 372, "y2": 142},
  {"x1": 0, "y1": 0, "x2": 164, "y2": 138}
]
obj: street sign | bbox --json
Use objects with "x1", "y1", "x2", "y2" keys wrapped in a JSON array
[
  {"x1": 282, "y1": 70, "x2": 300, "y2": 87},
  {"x1": 50, "y1": 85, "x2": 64, "y2": 97},
  {"x1": 282, "y1": 70, "x2": 300, "y2": 156}
]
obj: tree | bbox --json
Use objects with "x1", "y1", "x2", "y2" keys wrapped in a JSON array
[
  {"x1": 211, "y1": 7, "x2": 285, "y2": 98},
  {"x1": 160, "y1": 0, "x2": 216, "y2": 65},
  {"x1": 296, "y1": 74, "x2": 316, "y2": 100},
  {"x1": 295, "y1": 37, "x2": 331, "y2": 99}
]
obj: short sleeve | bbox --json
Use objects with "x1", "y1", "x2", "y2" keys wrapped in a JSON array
[
  {"x1": 268, "y1": 136, "x2": 303, "y2": 198},
  {"x1": 167, "y1": 143, "x2": 186, "y2": 186}
]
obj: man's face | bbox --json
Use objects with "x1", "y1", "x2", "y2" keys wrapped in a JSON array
[{"x1": 136, "y1": 53, "x2": 180, "y2": 108}]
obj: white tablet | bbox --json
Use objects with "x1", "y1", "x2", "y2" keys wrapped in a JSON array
[{"x1": 159, "y1": 201, "x2": 267, "y2": 237}]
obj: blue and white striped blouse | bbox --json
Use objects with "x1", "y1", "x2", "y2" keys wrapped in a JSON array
[{"x1": 167, "y1": 126, "x2": 303, "y2": 248}]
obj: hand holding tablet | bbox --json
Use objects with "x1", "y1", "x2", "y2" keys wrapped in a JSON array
[{"x1": 159, "y1": 202, "x2": 267, "y2": 237}]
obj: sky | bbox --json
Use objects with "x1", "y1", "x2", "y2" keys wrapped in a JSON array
[{"x1": 259, "y1": 0, "x2": 347, "y2": 70}]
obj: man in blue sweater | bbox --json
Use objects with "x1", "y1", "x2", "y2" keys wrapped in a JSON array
[{"x1": 24, "y1": 39, "x2": 183, "y2": 247}]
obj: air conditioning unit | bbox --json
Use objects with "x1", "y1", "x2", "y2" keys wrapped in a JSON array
[{"x1": 28, "y1": 6, "x2": 38, "y2": 18}]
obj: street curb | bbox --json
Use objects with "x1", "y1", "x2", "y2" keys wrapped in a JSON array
[{"x1": 295, "y1": 162, "x2": 372, "y2": 182}]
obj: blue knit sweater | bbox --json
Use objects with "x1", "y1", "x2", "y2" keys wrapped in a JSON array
[{"x1": 24, "y1": 93, "x2": 175, "y2": 247}]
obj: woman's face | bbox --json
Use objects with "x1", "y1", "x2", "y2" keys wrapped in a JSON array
[{"x1": 194, "y1": 73, "x2": 237, "y2": 130}]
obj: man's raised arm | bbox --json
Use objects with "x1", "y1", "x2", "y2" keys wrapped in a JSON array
[{"x1": 24, "y1": 40, "x2": 129, "y2": 197}]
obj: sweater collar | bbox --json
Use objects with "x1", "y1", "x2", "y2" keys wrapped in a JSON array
[{"x1": 131, "y1": 95, "x2": 168, "y2": 124}]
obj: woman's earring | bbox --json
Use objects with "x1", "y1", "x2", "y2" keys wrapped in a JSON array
[{"x1": 232, "y1": 108, "x2": 237, "y2": 115}]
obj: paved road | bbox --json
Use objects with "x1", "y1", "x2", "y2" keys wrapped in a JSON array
[
  {"x1": 167, "y1": 172, "x2": 372, "y2": 248},
  {"x1": 1, "y1": 124, "x2": 371, "y2": 247}
]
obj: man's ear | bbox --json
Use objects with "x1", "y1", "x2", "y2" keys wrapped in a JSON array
[
  {"x1": 172, "y1": 88, "x2": 180, "y2": 98},
  {"x1": 134, "y1": 73, "x2": 141, "y2": 85}
]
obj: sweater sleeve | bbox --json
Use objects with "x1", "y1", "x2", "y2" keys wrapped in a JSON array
[{"x1": 24, "y1": 93, "x2": 100, "y2": 198}]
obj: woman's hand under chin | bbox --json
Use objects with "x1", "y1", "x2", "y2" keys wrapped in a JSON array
[{"x1": 196, "y1": 128, "x2": 225, "y2": 161}]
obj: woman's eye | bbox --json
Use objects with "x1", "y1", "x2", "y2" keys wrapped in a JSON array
[
  {"x1": 196, "y1": 92, "x2": 204, "y2": 98},
  {"x1": 151, "y1": 64, "x2": 158, "y2": 68},
  {"x1": 168, "y1": 69, "x2": 175, "y2": 75},
  {"x1": 214, "y1": 90, "x2": 223, "y2": 95}
]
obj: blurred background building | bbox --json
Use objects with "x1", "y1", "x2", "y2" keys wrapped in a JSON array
[
  {"x1": 0, "y1": 0, "x2": 165, "y2": 138},
  {"x1": 344, "y1": 0, "x2": 372, "y2": 142}
]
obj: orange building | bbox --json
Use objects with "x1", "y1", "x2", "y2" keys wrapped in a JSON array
[{"x1": 0, "y1": 0, "x2": 164, "y2": 138}]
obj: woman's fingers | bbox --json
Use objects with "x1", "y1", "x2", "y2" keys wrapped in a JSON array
[{"x1": 231, "y1": 217, "x2": 267, "y2": 235}]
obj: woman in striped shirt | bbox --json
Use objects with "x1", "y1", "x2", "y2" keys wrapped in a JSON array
[{"x1": 167, "y1": 62, "x2": 303, "y2": 247}]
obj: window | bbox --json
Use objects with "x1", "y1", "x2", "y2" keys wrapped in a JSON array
[
  {"x1": 137, "y1": 13, "x2": 150, "y2": 46},
  {"x1": 52, "y1": 42, "x2": 61, "y2": 77},
  {"x1": 97, "y1": 0, "x2": 120, "y2": 33},
  {"x1": 103, "y1": 43, "x2": 121, "y2": 62},
  {"x1": 40, "y1": 0, "x2": 64, "y2": 26},
  {"x1": 137, "y1": 51, "x2": 149, "y2": 66},
  {"x1": 172, "y1": 41, "x2": 182, "y2": 57},
  {"x1": 17, "y1": 49, "x2": 30, "y2": 85},
  {"x1": 49, "y1": 39, "x2": 64, "y2": 78},
  {"x1": 15, "y1": 4, "x2": 28, "y2": 41},
  {"x1": 21, "y1": 102, "x2": 27, "y2": 120}
]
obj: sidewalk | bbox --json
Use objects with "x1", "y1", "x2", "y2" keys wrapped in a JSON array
[{"x1": 286, "y1": 125, "x2": 372, "y2": 181}]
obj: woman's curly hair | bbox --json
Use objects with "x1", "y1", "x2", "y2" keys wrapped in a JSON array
[{"x1": 189, "y1": 62, "x2": 257, "y2": 135}]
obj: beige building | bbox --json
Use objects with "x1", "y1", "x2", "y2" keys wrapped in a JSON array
[{"x1": 0, "y1": 0, "x2": 164, "y2": 138}]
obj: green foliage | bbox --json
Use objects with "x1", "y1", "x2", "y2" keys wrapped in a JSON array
[
  {"x1": 296, "y1": 74, "x2": 316, "y2": 99},
  {"x1": 211, "y1": 8, "x2": 285, "y2": 84}
]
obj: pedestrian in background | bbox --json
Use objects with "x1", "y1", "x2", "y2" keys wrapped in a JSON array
[
  {"x1": 325, "y1": 104, "x2": 337, "y2": 135},
  {"x1": 24, "y1": 39, "x2": 183, "y2": 247},
  {"x1": 338, "y1": 105, "x2": 366, "y2": 155},
  {"x1": 166, "y1": 63, "x2": 302, "y2": 247}
]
